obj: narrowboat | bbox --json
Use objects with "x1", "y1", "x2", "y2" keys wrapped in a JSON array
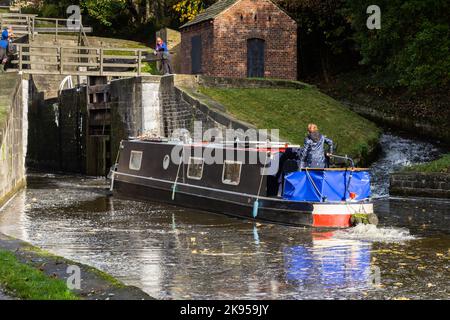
[{"x1": 110, "y1": 139, "x2": 377, "y2": 228}]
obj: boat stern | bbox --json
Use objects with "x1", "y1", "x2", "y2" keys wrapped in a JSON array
[{"x1": 312, "y1": 202, "x2": 375, "y2": 228}]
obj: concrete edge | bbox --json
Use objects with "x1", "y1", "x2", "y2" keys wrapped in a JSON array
[{"x1": 0, "y1": 178, "x2": 26, "y2": 210}]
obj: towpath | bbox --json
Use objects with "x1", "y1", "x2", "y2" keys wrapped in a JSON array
[{"x1": 0, "y1": 233, "x2": 154, "y2": 300}]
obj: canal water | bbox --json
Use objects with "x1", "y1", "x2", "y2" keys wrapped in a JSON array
[{"x1": 0, "y1": 133, "x2": 448, "y2": 299}]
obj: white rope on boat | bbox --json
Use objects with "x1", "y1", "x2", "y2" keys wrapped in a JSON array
[
  {"x1": 305, "y1": 167, "x2": 325, "y2": 202},
  {"x1": 172, "y1": 146, "x2": 185, "y2": 200},
  {"x1": 253, "y1": 165, "x2": 267, "y2": 218}
]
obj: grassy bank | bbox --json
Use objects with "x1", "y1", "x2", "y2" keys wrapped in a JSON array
[
  {"x1": 86, "y1": 36, "x2": 160, "y2": 75},
  {"x1": 402, "y1": 153, "x2": 450, "y2": 173},
  {"x1": 0, "y1": 250, "x2": 78, "y2": 300},
  {"x1": 0, "y1": 233, "x2": 152, "y2": 300},
  {"x1": 199, "y1": 85, "x2": 381, "y2": 164}
]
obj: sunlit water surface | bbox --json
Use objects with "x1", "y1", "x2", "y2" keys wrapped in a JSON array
[{"x1": 0, "y1": 133, "x2": 448, "y2": 299}]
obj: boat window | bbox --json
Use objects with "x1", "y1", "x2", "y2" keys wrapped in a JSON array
[
  {"x1": 187, "y1": 157, "x2": 204, "y2": 180},
  {"x1": 222, "y1": 161, "x2": 242, "y2": 185},
  {"x1": 129, "y1": 150, "x2": 143, "y2": 171}
]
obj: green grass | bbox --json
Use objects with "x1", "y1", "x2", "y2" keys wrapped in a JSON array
[
  {"x1": 141, "y1": 61, "x2": 160, "y2": 75},
  {"x1": 0, "y1": 250, "x2": 79, "y2": 300},
  {"x1": 86, "y1": 37, "x2": 159, "y2": 75},
  {"x1": 92, "y1": 37, "x2": 151, "y2": 56},
  {"x1": 199, "y1": 86, "x2": 381, "y2": 162},
  {"x1": 402, "y1": 153, "x2": 450, "y2": 173},
  {"x1": 22, "y1": 244, "x2": 125, "y2": 288}
]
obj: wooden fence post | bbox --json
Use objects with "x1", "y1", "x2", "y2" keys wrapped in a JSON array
[
  {"x1": 18, "y1": 45, "x2": 22, "y2": 71},
  {"x1": 99, "y1": 48, "x2": 104, "y2": 76},
  {"x1": 59, "y1": 47, "x2": 63, "y2": 74},
  {"x1": 55, "y1": 19, "x2": 58, "y2": 42},
  {"x1": 137, "y1": 50, "x2": 142, "y2": 76},
  {"x1": 31, "y1": 16, "x2": 35, "y2": 40}
]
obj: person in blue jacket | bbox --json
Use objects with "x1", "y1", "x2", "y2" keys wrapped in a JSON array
[
  {"x1": 299, "y1": 123, "x2": 334, "y2": 168},
  {"x1": 155, "y1": 37, "x2": 172, "y2": 75},
  {"x1": 0, "y1": 29, "x2": 9, "y2": 72}
]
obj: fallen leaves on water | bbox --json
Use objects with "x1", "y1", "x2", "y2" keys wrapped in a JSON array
[{"x1": 373, "y1": 249, "x2": 405, "y2": 255}]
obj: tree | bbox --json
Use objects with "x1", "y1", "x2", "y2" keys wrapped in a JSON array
[
  {"x1": 345, "y1": 0, "x2": 450, "y2": 90},
  {"x1": 81, "y1": 0, "x2": 127, "y2": 26},
  {"x1": 172, "y1": 0, "x2": 214, "y2": 22},
  {"x1": 276, "y1": 0, "x2": 355, "y2": 81}
]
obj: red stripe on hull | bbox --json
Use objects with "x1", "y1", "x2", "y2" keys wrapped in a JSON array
[{"x1": 313, "y1": 214, "x2": 352, "y2": 228}]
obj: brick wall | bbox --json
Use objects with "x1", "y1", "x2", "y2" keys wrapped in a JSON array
[
  {"x1": 180, "y1": 0, "x2": 297, "y2": 80},
  {"x1": 390, "y1": 172, "x2": 450, "y2": 198},
  {"x1": 180, "y1": 21, "x2": 215, "y2": 75}
]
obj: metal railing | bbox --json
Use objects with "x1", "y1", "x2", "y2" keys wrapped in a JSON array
[{"x1": 11, "y1": 43, "x2": 157, "y2": 77}]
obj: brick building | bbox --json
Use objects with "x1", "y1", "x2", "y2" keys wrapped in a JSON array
[{"x1": 179, "y1": 0, "x2": 297, "y2": 80}]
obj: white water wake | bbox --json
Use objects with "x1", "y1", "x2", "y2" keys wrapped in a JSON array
[{"x1": 333, "y1": 224, "x2": 416, "y2": 243}]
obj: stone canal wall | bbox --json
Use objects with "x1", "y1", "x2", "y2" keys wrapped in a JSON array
[
  {"x1": 109, "y1": 75, "x2": 250, "y2": 162},
  {"x1": 27, "y1": 77, "x2": 87, "y2": 173},
  {"x1": 390, "y1": 172, "x2": 450, "y2": 198},
  {"x1": 0, "y1": 74, "x2": 28, "y2": 207},
  {"x1": 27, "y1": 74, "x2": 238, "y2": 175},
  {"x1": 27, "y1": 74, "x2": 279, "y2": 176}
]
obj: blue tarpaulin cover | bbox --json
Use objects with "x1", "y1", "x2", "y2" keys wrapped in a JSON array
[{"x1": 283, "y1": 169, "x2": 371, "y2": 202}]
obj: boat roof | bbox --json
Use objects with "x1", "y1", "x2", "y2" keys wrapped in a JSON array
[{"x1": 126, "y1": 138, "x2": 291, "y2": 153}]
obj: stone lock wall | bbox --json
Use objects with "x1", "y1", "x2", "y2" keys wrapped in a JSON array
[
  {"x1": 390, "y1": 172, "x2": 450, "y2": 198},
  {"x1": 27, "y1": 74, "x2": 286, "y2": 177},
  {"x1": 0, "y1": 75, "x2": 28, "y2": 207},
  {"x1": 27, "y1": 82, "x2": 87, "y2": 173},
  {"x1": 109, "y1": 76, "x2": 165, "y2": 159},
  {"x1": 180, "y1": 0, "x2": 297, "y2": 80}
]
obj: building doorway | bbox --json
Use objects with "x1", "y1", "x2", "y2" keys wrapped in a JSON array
[
  {"x1": 191, "y1": 35, "x2": 202, "y2": 74},
  {"x1": 247, "y1": 38, "x2": 265, "y2": 78}
]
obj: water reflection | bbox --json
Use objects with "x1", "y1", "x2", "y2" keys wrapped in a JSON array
[{"x1": 284, "y1": 234, "x2": 372, "y2": 290}]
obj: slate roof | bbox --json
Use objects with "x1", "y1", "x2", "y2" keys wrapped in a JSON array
[{"x1": 180, "y1": 0, "x2": 238, "y2": 29}]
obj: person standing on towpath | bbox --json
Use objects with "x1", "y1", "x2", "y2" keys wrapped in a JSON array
[
  {"x1": 155, "y1": 37, "x2": 173, "y2": 75},
  {"x1": 0, "y1": 29, "x2": 9, "y2": 72}
]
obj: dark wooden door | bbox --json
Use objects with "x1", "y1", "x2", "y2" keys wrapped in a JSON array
[
  {"x1": 191, "y1": 35, "x2": 202, "y2": 74},
  {"x1": 247, "y1": 38, "x2": 265, "y2": 78}
]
